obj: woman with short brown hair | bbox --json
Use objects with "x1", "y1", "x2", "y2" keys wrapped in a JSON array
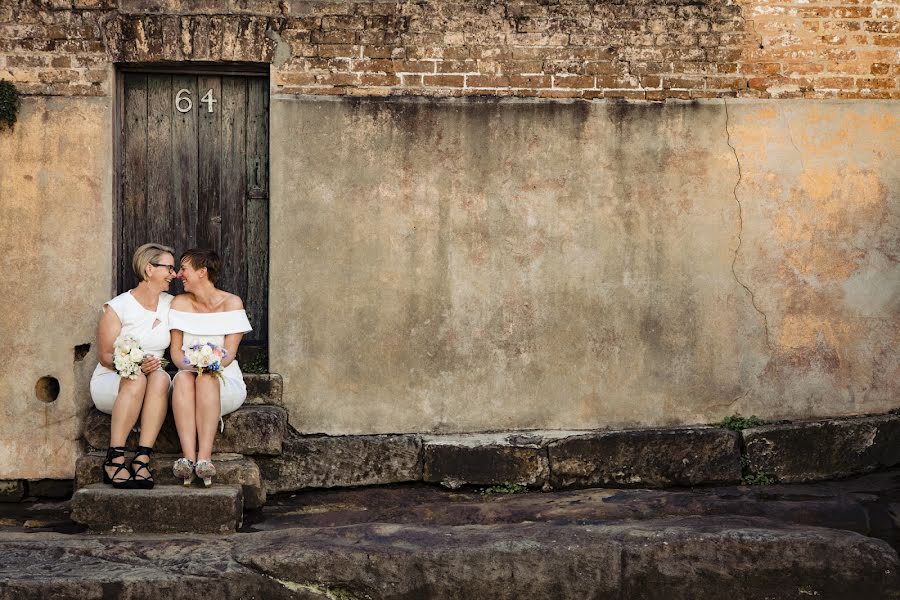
[{"x1": 169, "y1": 248, "x2": 252, "y2": 487}]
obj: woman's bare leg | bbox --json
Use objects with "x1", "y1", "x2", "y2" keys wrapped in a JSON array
[
  {"x1": 195, "y1": 374, "x2": 221, "y2": 461},
  {"x1": 106, "y1": 375, "x2": 146, "y2": 482},
  {"x1": 172, "y1": 371, "x2": 198, "y2": 462},
  {"x1": 130, "y1": 370, "x2": 170, "y2": 483},
  {"x1": 110, "y1": 375, "x2": 147, "y2": 447},
  {"x1": 137, "y1": 370, "x2": 169, "y2": 448}
]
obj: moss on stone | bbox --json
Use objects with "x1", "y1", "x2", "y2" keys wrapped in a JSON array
[{"x1": 0, "y1": 80, "x2": 18, "y2": 128}]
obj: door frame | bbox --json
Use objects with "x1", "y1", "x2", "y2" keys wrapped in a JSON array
[{"x1": 112, "y1": 61, "x2": 270, "y2": 295}]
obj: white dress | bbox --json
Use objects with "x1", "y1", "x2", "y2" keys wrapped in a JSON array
[
  {"x1": 90, "y1": 291, "x2": 174, "y2": 414},
  {"x1": 168, "y1": 309, "x2": 252, "y2": 417}
]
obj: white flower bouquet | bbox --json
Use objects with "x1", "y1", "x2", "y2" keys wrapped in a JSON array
[
  {"x1": 183, "y1": 342, "x2": 228, "y2": 378},
  {"x1": 113, "y1": 334, "x2": 146, "y2": 380},
  {"x1": 113, "y1": 334, "x2": 169, "y2": 379}
]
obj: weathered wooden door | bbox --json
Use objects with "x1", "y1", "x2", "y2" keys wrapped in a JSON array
[{"x1": 118, "y1": 69, "x2": 269, "y2": 347}]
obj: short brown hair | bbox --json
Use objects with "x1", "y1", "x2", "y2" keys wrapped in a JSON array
[
  {"x1": 133, "y1": 243, "x2": 175, "y2": 282},
  {"x1": 180, "y1": 248, "x2": 221, "y2": 285}
]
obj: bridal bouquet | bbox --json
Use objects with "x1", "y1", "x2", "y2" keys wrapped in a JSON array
[
  {"x1": 183, "y1": 342, "x2": 228, "y2": 378},
  {"x1": 113, "y1": 334, "x2": 146, "y2": 380},
  {"x1": 113, "y1": 335, "x2": 169, "y2": 379}
]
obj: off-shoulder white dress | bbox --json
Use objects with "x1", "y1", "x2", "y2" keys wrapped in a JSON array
[
  {"x1": 90, "y1": 291, "x2": 174, "y2": 413},
  {"x1": 169, "y1": 309, "x2": 253, "y2": 417}
]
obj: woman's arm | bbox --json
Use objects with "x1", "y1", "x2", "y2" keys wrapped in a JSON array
[
  {"x1": 221, "y1": 332, "x2": 244, "y2": 368},
  {"x1": 220, "y1": 294, "x2": 246, "y2": 368},
  {"x1": 170, "y1": 329, "x2": 189, "y2": 370},
  {"x1": 96, "y1": 306, "x2": 122, "y2": 370}
]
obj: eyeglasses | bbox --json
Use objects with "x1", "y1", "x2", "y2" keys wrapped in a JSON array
[{"x1": 151, "y1": 263, "x2": 177, "y2": 273}]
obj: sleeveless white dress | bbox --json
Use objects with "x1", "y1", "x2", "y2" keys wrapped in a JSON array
[
  {"x1": 90, "y1": 291, "x2": 174, "y2": 414},
  {"x1": 169, "y1": 309, "x2": 252, "y2": 417}
]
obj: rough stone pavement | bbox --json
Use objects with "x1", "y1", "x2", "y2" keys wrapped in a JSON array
[{"x1": 1, "y1": 470, "x2": 898, "y2": 599}]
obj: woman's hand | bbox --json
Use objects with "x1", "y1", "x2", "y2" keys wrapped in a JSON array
[
  {"x1": 170, "y1": 329, "x2": 189, "y2": 370},
  {"x1": 141, "y1": 355, "x2": 162, "y2": 374}
]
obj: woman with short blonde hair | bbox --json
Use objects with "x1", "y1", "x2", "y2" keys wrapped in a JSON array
[{"x1": 90, "y1": 242, "x2": 177, "y2": 489}]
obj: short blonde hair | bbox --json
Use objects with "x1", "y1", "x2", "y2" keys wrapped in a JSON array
[{"x1": 132, "y1": 243, "x2": 175, "y2": 281}]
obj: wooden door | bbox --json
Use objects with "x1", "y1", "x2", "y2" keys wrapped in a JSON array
[{"x1": 118, "y1": 70, "x2": 269, "y2": 347}]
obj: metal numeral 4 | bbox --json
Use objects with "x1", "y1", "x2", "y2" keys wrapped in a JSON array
[{"x1": 175, "y1": 89, "x2": 217, "y2": 113}]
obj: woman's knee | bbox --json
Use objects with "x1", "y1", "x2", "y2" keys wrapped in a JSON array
[
  {"x1": 145, "y1": 370, "x2": 170, "y2": 392},
  {"x1": 173, "y1": 371, "x2": 195, "y2": 390},
  {"x1": 195, "y1": 378, "x2": 220, "y2": 403},
  {"x1": 117, "y1": 374, "x2": 147, "y2": 401}
]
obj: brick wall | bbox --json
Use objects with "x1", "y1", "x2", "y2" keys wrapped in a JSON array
[{"x1": 1, "y1": 0, "x2": 898, "y2": 99}]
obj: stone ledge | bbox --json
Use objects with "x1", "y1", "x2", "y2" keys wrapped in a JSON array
[
  {"x1": 257, "y1": 433, "x2": 423, "y2": 494},
  {"x1": 743, "y1": 413, "x2": 900, "y2": 483},
  {"x1": 422, "y1": 434, "x2": 552, "y2": 489},
  {"x1": 75, "y1": 452, "x2": 266, "y2": 509},
  {"x1": 83, "y1": 405, "x2": 287, "y2": 456},
  {"x1": 548, "y1": 427, "x2": 742, "y2": 489},
  {"x1": 71, "y1": 484, "x2": 243, "y2": 534}
]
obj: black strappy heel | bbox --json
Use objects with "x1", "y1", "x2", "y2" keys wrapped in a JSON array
[
  {"x1": 103, "y1": 446, "x2": 135, "y2": 489},
  {"x1": 130, "y1": 445, "x2": 156, "y2": 490}
]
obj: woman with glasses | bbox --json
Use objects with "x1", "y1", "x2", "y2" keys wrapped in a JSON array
[
  {"x1": 169, "y1": 248, "x2": 251, "y2": 487},
  {"x1": 89, "y1": 243, "x2": 177, "y2": 489}
]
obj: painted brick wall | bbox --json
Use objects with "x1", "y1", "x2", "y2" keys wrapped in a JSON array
[{"x1": 1, "y1": 0, "x2": 897, "y2": 99}]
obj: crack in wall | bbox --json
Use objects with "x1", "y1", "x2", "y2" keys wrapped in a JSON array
[
  {"x1": 723, "y1": 98, "x2": 773, "y2": 352},
  {"x1": 781, "y1": 105, "x2": 806, "y2": 173}
]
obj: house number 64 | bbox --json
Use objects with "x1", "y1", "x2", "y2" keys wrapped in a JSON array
[{"x1": 175, "y1": 89, "x2": 217, "y2": 113}]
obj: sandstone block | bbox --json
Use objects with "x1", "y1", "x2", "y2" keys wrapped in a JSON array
[
  {"x1": 26, "y1": 479, "x2": 73, "y2": 499},
  {"x1": 75, "y1": 452, "x2": 265, "y2": 509},
  {"x1": 423, "y1": 435, "x2": 549, "y2": 488},
  {"x1": 236, "y1": 518, "x2": 900, "y2": 600},
  {"x1": 257, "y1": 433, "x2": 423, "y2": 494},
  {"x1": 743, "y1": 414, "x2": 900, "y2": 483},
  {"x1": 243, "y1": 373, "x2": 284, "y2": 407},
  {"x1": 83, "y1": 405, "x2": 287, "y2": 456},
  {"x1": 71, "y1": 484, "x2": 243, "y2": 534},
  {"x1": 0, "y1": 480, "x2": 25, "y2": 503},
  {"x1": 548, "y1": 427, "x2": 742, "y2": 488}
]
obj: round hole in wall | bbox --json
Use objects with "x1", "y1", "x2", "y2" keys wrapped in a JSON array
[{"x1": 35, "y1": 376, "x2": 60, "y2": 403}]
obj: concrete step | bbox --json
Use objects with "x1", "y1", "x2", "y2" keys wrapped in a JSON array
[
  {"x1": 74, "y1": 452, "x2": 265, "y2": 509},
  {"x1": 71, "y1": 484, "x2": 243, "y2": 534},
  {"x1": 83, "y1": 405, "x2": 287, "y2": 456}
]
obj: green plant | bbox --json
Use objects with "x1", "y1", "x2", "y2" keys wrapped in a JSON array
[
  {"x1": 0, "y1": 80, "x2": 18, "y2": 128},
  {"x1": 241, "y1": 350, "x2": 268, "y2": 374},
  {"x1": 479, "y1": 483, "x2": 528, "y2": 496},
  {"x1": 741, "y1": 472, "x2": 775, "y2": 486},
  {"x1": 718, "y1": 414, "x2": 766, "y2": 431},
  {"x1": 740, "y1": 455, "x2": 775, "y2": 486}
]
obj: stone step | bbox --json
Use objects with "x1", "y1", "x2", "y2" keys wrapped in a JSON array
[
  {"x1": 74, "y1": 452, "x2": 265, "y2": 509},
  {"x1": 257, "y1": 432, "x2": 424, "y2": 494},
  {"x1": 5, "y1": 516, "x2": 898, "y2": 597},
  {"x1": 71, "y1": 484, "x2": 243, "y2": 534},
  {"x1": 243, "y1": 373, "x2": 284, "y2": 407},
  {"x1": 83, "y1": 405, "x2": 287, "y2": 456},
  {"x1": 743, "y1": 413, "x2": 900, "y2": 483}
]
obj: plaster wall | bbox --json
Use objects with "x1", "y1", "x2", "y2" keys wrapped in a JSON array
[
  {"x1": 0, "y1": 97, "x2": 112, "y2": 479},
  {"x1": 1, "y1": 95, "x2": 896, "y2": 479},
  {"x1": 270, "y1": 98, "x2": 899, "y2": 435}
]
